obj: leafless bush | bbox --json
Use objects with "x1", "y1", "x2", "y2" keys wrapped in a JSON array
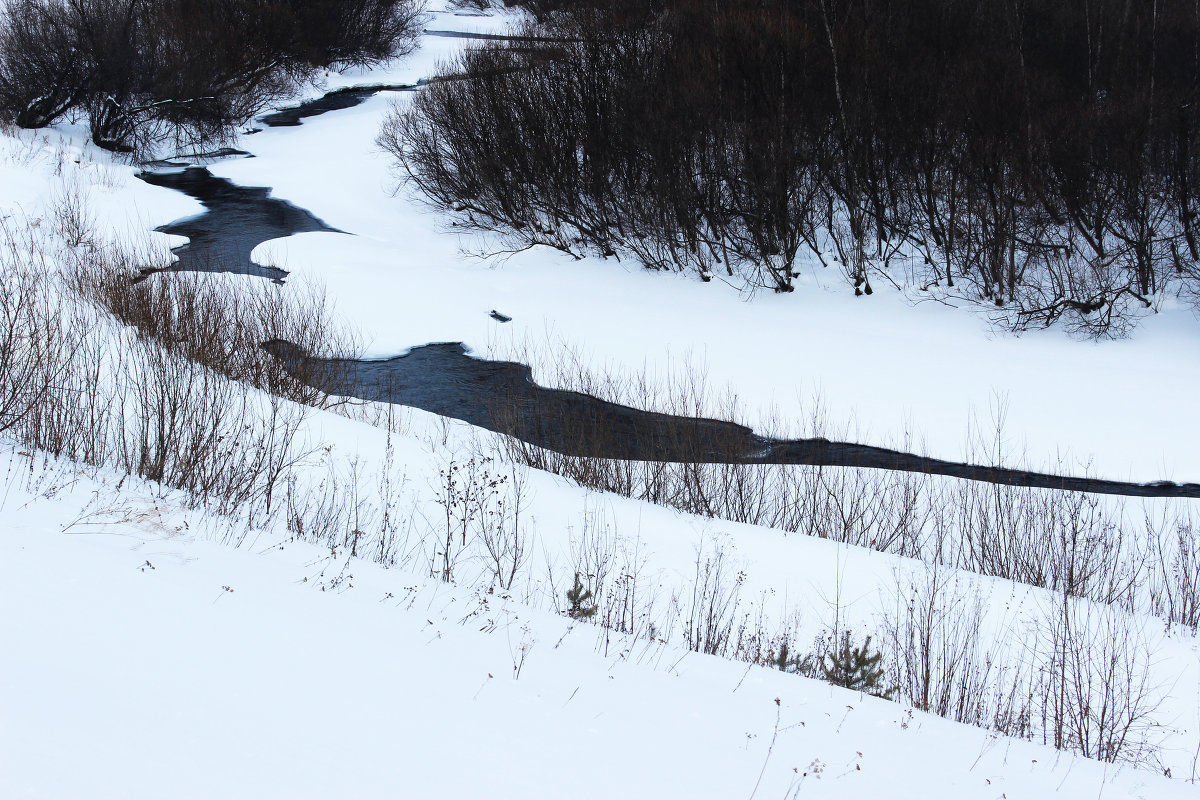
[
  {"x1": 1036, "y1": 592, "x2": 1164, "y2": 765},
  {"x1": 563, "y1": 501, "x2": 617, "y2": 604},
  {"x1": 497, "y1": 340, "x2": 901, "y2": 537},
  {"x1": 0, "y1": 218, "x2": 77, "y2": 436},
  {"x1": 282, "y1": 445, "x2": 415, "y2": 563},
  {"x1": 1, "y1": 0, "x2": 425, "y2": 154},
  {"x1": 593, "y1": 534, "x2": 661, "y2": 641},
  {"x1": 884, "y1": 562, "x2": 1165, "y2": 767},
  {"x1": 545, "y1": 502, "x2": 673, "y2": 654},
  {"x1": 0, "y1": 202, "x2": 327, "y2": 525},
  {"x1": 386, "y1": 0, "x2": 1200, "y2": 325},
  {"x1": 728, "y1": 596, "x2": 804, "y2": 670},
  {"x1": 494, "y1": 337, "x2": 1174, "y2": 622},
  {"x1": 547, "y1": 506, "x2": 797, "y2": 662},
  {"x1": 108, "y1": 338, "x2": 309, "y2": 516},
  {"x1": 885, "y1": 565, "x2": 1036, "y2": 737},
  {"x1": 680, "y1": 540, "x2": 745, "y2": 656},
  {"x1": 431, "y1": 454, "x2": 510, "y2": 583},
  {"x1": 950, "y1": 481, "x2": 1145, "y2": 607},
  {"x1": 68, "y1": 239, "x2": 361, "y2": 408},
  {"x1": 371, "y1": 424, "x2": 414, "y2": 567},
  {"x1": 49, "y1": 179, "x2": 96, "y2": 249},
  {"x1": 1149, "y1": 511, "x2": 1200, "y2": 630},
  {"x1": 0, "y1": 0, "x2": 86, "y2": 129},
  {"x1": 476, "y1": 460, "x2": 531, "y2": 590},
  {"x1": 2, "y1": 210, "x2": 394, "y2": 556},
  {"x1": 17, "y1": 309, "x2": 312, "y2": 522},
  {"x1": 284, "y1": 459, "x2": 359, "y2": 552}
]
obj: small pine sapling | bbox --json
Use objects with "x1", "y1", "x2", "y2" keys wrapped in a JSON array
[
  {"x1": 770, "y1": 640, "x2": 802, "y2": 673},
  {"x1": 820, "y1": 630, "x2": 894, "y2": 699},
  {"x1": 566, "y1": 572, "x2": 597, "y2": 619}
]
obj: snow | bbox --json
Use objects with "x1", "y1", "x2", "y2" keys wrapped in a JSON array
[
  {"x1": 2, "y1": 1, "x2": 1200, "y2": 796},
  {"x1": 1, "y1": 450, "x2": 1193, "y2": 799}
]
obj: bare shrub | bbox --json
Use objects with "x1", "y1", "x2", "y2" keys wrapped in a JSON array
[
  {"x1": 431, "y1": 454, "x2": 509, "y2": 582},
  {"x1": 680, "y1": 540, "x2": 744, "y2": 656},
  {"x1": 945, "y1": 407, "x2": 1149, "y2": 609},
  {"x1": 0, "y1": 0, "x2": 425, "y2": 154},
  {"x1": 386, "y1": 0, "x2": 1200, "y2": 330},
  {"x1": 885, "y1": 563, "x2": 1165, "y2": 766},
  {"x1": 0, "y1": 202, "x2": 324, "y2": 524},
  {"x1": 594, "y1": 534, "x2": 660, "y2": 640},
  {"x1": 371, "y1": 423, "x2": 414, "y2": 567},
  {"x1": 13, "y1": 301, "x2": 313, "y2": 522},
  {"x1": 0, "y1": 218, "x2": 77, "y2": 435},
  {"x1": 281, "y1": 445, "x2": 415, "y2": 563},
  {"x1": 1037, "y1": 592, "x2": 1164, "y2": 765},
  {"x1": 0, "y1": 0, "x2": 86, "y2": 129},
  {"x1": 49, "y1": 179, "x2": 96, "y2": 249},
  {"x1": 1149, "y1": 510, "x2": 1200, "y2": 630},
  {"x1": 111, "y1": 339, "x2": 311, "y2": 517},
  {"x1": 476, "y1": 460, "x2": 531, "y2": 590},
  {"x1": 950, "y1": 481, "x2": 1145, "y2": 607},
  {"x1": 740, "y1": 603, "x2": 805, "y2": 672},
  {"x1": 885, "y1": 565, "x2": 1035, "y2": 737},
  {"x1": 552, "y1": 499, "x2": 614, "y2": 609},
  {"x1": 494, "y1": 336, "x2": 1167, "y2": 621},
  {"x1": 548, "y1": 502, "x2": 672, "y2": 652},
  {"x1": 68, "y1": 239, "x2": 361, "y2": 408},
  {"x1": 284, "y1": 459, "x2": 359, "y2": 552},
  {"x1": 495, "y1": 340, "x2": 937, "y2": 554}
]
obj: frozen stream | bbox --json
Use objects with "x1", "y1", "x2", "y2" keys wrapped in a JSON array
[{"x1": 135, "y1": 82, "x2": 1200, "y2": 500}]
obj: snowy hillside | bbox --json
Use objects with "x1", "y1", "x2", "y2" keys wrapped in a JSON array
[
  {"x1": 2, "y1": 2, "x2": 1200, "y2": 797},
  {"x1": 3, "y1": 445, "x2": 1196, "y2": 799}
]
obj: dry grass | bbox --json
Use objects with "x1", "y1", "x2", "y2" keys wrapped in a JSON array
[{"x1": 67, "y1": 238, "x2": 361, "y2": 408}]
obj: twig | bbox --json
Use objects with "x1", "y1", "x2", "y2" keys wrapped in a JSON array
[
  {"x1": 747, "y1": 698, "x2": 781, "y2": 800},
  {"x1": 733, "y1": 662, "x2": 753, "y2": 693}
]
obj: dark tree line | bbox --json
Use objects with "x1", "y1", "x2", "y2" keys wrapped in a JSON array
[
  {"x1": 0, "y1": 0, "x2": 422, "y2": 154},
  {"x1": 386, "y1": 0, "x2": 1200, "y2": 335}
]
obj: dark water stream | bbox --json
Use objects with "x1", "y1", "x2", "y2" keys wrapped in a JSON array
[
  {"x1": 258, "y1": 84, "x2": 416, "y2": 127},
  {"x1": 261, "y1": 340, "x2": 1200, "y2": 499},
  {"x1": 136, "y1": 166, "x2": 343, "y2": 282},
  {"x1": 134, "y1": 82, "x2": 1200, "y2": 500},
  {"x1": 423, "y1": 29, "x2": 578, "y2": 43}
]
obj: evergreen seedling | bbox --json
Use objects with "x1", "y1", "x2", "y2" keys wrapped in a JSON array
[
  {"x1": 821, "y1": 631, "x2": 894, "y2": 699},
  {"x1": 771, "y1": 640, "x2": 802, "y2": 673},
  {"x1": 566, "y1": 572, "x2": 597, "y2": 620}
]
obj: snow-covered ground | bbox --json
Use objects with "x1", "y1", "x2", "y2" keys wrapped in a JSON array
[
  {"x1": 2, "y1": 446, "x2": 1196, "y2": 799},
  {"x1": 3, "y1": 2, "x2": 1200, "y2": 796}
]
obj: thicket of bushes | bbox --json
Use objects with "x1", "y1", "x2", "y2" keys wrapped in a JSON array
[
  {"x1": 0, "y1": 0, "x2": 423, "y2": 154},
  {"x1": 386, "y1": 0, "x2": 1200, "y2": 334}
]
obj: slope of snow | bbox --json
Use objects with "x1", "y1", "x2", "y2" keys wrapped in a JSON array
[{"x1": 1, "y1": 450, "x2": 1192, "y2": 799}]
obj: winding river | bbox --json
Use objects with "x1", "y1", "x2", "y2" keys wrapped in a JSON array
[{"x1": 135, "y1": 74, "x2": 1200, "y2": 501}]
